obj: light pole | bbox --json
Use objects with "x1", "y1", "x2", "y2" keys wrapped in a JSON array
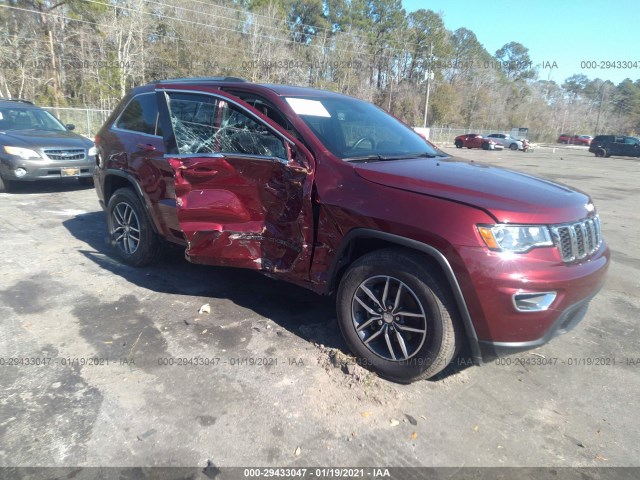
[
  {"x1": 594, "y1": 83, "x2": 606, "y2": 136},
  {"x1": 423, "y1": 43, "x2": 434, "y2": 129}
]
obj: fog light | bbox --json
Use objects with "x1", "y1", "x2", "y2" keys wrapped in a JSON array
[
  {"x1": 14, "y1": 168, "x2": 27, "y2": 178},
  {"x1": 512, "y1": 292, "x2": 556, "y2": 312}
]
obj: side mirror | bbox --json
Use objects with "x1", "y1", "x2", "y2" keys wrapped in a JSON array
[{"x1": 66, "y1": 124, "x2": 76, "y2": 131}]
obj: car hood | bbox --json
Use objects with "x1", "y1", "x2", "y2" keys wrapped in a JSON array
[
  {"x1": 0, "y1": 129, "x2": 94, "y2": 149},
  {"x1": 354, "y1": 156, "x2": 593, "y2": 224}
]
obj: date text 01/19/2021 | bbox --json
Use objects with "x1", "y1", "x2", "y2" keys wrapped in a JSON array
[
  {"x1": 494, "y1": 357, "x2": 640, "y2": 367},
  {"x1": 242, "y1": 468, "x2": 391, "y2": 478}
]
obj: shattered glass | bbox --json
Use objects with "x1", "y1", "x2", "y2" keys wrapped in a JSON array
[{"x1": 168, "y1": 94, "x2": 287, "y2": 160}]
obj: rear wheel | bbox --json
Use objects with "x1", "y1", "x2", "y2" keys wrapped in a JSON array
[
  {"x1": 455, "y1": 140, "x2": 463, "y2": 148},
  {"x1": 509, "y1": 143, "x2": 518, "y2": 151},
  {"x1": 481, "y1": 142, "x2": 490, "y2": 150},
  {"x1": 336, "y1": 249, "x2": 460, "y2": 383},
  {"x1": 106, "y1": 188, "x2": 160, "y2": 266}
]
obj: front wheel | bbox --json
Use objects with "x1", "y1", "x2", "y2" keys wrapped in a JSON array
[
  {"x1": 106, "y1": 188, "x2": 160, "y2": 266},
  {"x1": 0, "y1": 175, "x2": 13, "y2": 193},
  {"x1": 594, "y1": 148, "x2": 606, "y2": 158},
  {"x1": 336, "y1": 249, "x2": 460, "y2": 383},
  {"x1": 509, "y1": 143, "x2": 518, "y2": 151},
  {"x1": 454, "y1": 140, "x2": 463, "y2": 148}
]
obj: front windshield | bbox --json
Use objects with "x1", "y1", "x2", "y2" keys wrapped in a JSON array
[
  {"x1": 0, "y1": 107, "x2": 67, "y2": 131},
  {"x1": 285, "y1": 96, "x2": 443, "y2": 160}
]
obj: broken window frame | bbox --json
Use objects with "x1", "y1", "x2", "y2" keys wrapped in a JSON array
[{"x1": 159, "y1": 89, "x2": 290, "y2": 162}]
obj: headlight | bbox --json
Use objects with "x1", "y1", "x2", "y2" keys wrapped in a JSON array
[
  {"x1": 4, "y1": 146, "x2": 41, "y2": 159},
  {"x1": 88, "y1": 146, "x2": 97, "y2": 156},
  {"x1": 477, "y1": 224, "x2": 553, "y2": 253}
]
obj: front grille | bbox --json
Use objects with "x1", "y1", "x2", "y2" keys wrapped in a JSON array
[
  {"x1": 551, "y1": 216, "x2": 602, "y2": 262},
  {"x1": 43, "y1": 148, "x2": 86, "y2": 161}
]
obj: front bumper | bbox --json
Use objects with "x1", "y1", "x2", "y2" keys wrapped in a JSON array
[
  {"x1": 0, "y1": 154, "x2": 96, "y2": 181},
  {"x1": 478, "y1": 291, "x2": 598, "y2": 362},
  {"x1": 454, "y1": 242, "x2": 610, "y2": 362}
]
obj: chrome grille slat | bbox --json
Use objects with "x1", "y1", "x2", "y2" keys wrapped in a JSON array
[
  {"x1": 577, "y1": 223, "x2": 588, "y2": 258},
  {"x1": 568, "y1": 225, "x2": 579, "y2": 260},
  {"x1": 552, "y1": 215, "x2": 602, "y2": 263},
  {"x1": 586, "y1": 219, "x2": 597, "y2": 254},
  {"x1": 43, "y1": 148, "x2": 86, "y2": 161}
]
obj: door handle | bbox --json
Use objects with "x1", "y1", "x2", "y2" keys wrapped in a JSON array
[
  {"x1": 136, "y1": 143, "x2": 156, "y2": 152},
  {"x1": 183, "y1": 167, "x2": 219, "y2": 179}
]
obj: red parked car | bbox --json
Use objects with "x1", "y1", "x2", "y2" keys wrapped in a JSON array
[
  {"x1": 94, "y1": 78, "x2": 609, "y2": 383},
  {"x1": 558, "y1": 134, "x2": 592, "y2": 146},
  {"x1": 454, "y1": 133, "x2": 503, "y2": 150}
]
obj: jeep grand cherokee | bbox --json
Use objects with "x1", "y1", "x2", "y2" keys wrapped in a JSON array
[{"x1": 94, "y1": 77, "x2": 609, "y2": 383}]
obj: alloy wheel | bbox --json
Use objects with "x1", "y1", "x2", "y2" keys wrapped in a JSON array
[
  {"x1": 111, "y1": 201, "x2": 141, "y2": 255},
  {"x1": 351, "y1": 275, "x2": 428, "y2": 361}
]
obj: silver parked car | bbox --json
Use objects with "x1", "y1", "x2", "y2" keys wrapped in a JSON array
[
  {"x1": 0, "y1": 99, "x2": 96, "y2": 192},
  {"x1": 486, "y1": 133, "x2": 523, "y2": 151}
]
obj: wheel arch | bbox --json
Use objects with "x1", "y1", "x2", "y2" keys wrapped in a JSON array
[
  {"x1": 326, "y1": 228, "x2": 482, "y2": 363},
  {"x1": 103, "y1": 169, "x2": 160, "y2": 234}
]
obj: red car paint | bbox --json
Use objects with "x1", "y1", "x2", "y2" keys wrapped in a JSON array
[
  {"x1": 453, "y1": 133, "x2": 501, "y2": 150},
  {"x1": 94, "y1": 79, "x2": 609, "y2": 369},
  {"x1": 558, "y1": 134, "x2": 592, "y2": 145}
]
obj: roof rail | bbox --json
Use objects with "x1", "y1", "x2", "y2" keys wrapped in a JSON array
[
  {"x1": 156, "y1": 77, "x2": 247, "y2": 84},
  {"x1": 0, "y1": 98, "x2": 34, "y2": 105}
]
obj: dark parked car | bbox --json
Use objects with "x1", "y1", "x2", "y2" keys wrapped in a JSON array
[
  {"x1": 94, "y1": 77, "x2": 609, "y2": 383},
  {"x1": 0, "y1": 99, "x2": 96, "y2": 192},
  {"x1": 453, "y1": 133, "x2": 502, "y2": 150},
  {"x1": 589, "y1": 135, "x2": 640, "y2": 158}
]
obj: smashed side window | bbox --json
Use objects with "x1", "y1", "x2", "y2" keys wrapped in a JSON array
[{"x1": 166, "y1": 92, "x2": 287, "y2": 160}]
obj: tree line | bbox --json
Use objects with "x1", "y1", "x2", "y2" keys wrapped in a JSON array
[{"x1": 1, "y1": 0, "x2": 639, "y2": 141}]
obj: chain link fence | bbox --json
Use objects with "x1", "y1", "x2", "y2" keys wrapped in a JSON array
[{"x1": 42, "y1": 107, "x2": 111, "y2": 138}]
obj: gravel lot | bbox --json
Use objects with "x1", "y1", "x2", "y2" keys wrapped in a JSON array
[{"x1": 0, "y1": 145, "x2": 638, "y2": 470}]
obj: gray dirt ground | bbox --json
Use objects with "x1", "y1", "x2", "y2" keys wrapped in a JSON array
[{"x1": 0, "y1": 145, "x2": 638, "y2": 468}]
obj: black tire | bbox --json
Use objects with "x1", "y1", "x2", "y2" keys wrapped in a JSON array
[
  {"x1": 336, "y1": 249, "x2": 461, "y2": 383},
  {"x1": 509, "y1": 143, "x2": 518, "y2": 151},
  {"x1": 454, "y1": 140, "x2": 463, "y2": 148},
  {"x1": 594, "y1": 148, "x2": 606, "y2": 158},
  {"x1": 78, "y1": 177, "x2": 94, "y2": 187},
  {"x1": 106, "y1": 188, "x2": 160, "y2": 266},
  {"x1": 0, "y1": 175, "x2": 13, "y2": 193},
  {"x1": 481, "y1": 142, "x2": 490, "y2": 150}
]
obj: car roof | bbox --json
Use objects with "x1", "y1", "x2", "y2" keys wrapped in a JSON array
[
  {"x1": 0, "y1": 99, "x2": 37, "y2": 108},
  {"x1": 137, "y1": 78, "x2": 355, "y2": 101}
]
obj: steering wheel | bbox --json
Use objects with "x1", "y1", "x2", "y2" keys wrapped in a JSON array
[{"x1": 349, "y1": 136, "x2": 376, "y2": 151}]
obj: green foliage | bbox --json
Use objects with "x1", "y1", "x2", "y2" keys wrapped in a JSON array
[
  {"x1": 495, "y1": 41, "x2": 535, "y2": 81},
  {"x1": 0, "y1": 0, "x2": 638, "y2": 136}
]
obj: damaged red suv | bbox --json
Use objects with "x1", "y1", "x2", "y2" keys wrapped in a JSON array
[{"x1": 94, "y1": 77, "x2": 609, "y2": 383}]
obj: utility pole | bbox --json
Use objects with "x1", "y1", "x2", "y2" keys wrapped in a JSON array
[
  {"x1": 423, "y1": 43, "x2": 433, "y2": 129},
  {"x1": 594, "y1": 84, "x2": 606, "y2": 136}
]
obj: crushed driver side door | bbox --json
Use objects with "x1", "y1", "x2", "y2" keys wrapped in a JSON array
[{"x1": 158, "y1": 86, "x2": 315, "y2": 284}]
